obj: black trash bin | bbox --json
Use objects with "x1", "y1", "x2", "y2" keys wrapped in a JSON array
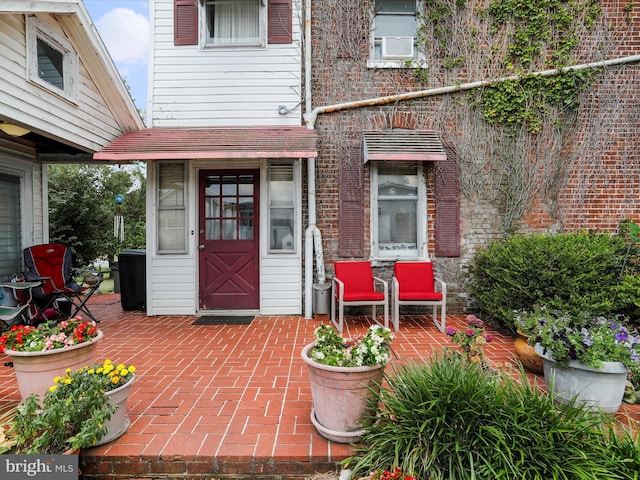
[{"x1": 118, "y1": 249, "x2": 146, "y2": 311}]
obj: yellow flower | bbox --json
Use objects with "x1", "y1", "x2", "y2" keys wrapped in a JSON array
[
  {"x1": 48, "y1": 385, "x2": 58, "y2": 392},
  {"x1": 129, "y1": 366, "x2": 136, "y2": 373},
  {"x1": 53, "y1": 376, "x2": 62, "y2": 384},
  {"x1": 116, "y1": 364, "x2": 125, "y2": 371},
  {"x1": 111, "y1": 376, "x2": 120, "y2": 384}
]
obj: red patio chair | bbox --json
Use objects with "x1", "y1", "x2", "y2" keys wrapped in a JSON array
[
  {"x1": 331, "y1": 261, "x2": 388, "y2": 333},
  {"x1": 23, "y1": 244, "x2": 103, "y2": 323},
  {"x1": 392, "y1": 261, "x2": 446, "y2": 332}
]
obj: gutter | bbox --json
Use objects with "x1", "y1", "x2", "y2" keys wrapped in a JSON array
[{"x1": 302, "y1": 52, "x2": 640, "y2": 318}]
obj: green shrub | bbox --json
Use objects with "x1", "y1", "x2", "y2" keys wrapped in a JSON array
[
  {"x1": 468, "y1": 231, "x2": 635, "y2": 331},
  {"x1": 345, "y1": 354, "x2": 640, "y2": 480}
]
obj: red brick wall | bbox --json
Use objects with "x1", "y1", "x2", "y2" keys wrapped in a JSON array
[{"x1": 308, "y1": 0, "x2": 640, "y2": 313}]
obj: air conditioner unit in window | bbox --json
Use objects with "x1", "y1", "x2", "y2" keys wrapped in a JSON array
[{"x1": 381, "y1": 36, "x2": 414, "y2": 60}]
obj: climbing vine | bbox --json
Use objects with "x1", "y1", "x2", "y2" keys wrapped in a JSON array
[{"x1": 415, "y1": 0, "x2": 624, "y2": 234}]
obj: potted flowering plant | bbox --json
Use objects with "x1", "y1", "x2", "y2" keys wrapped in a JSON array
[
  {"x1": 445, "y1": 314, "x2": 492, "y2": 367},
  {"x1": 301, "y1": 324, "x2": 393, "y2": 443},
  {"x1": 0, "y1": 317, "x2": 103, "y2": 400},
  {"x1": 529, "y1": 307, "x2": 640, "y2": 413},
  {"x1": 512, "y1": 308, "x2": 545, "y2": 374},
  {"x1": 363, "y1": 467, "x2": 419, "y2": 480},
  {"x1": 2, "y1": 359, "x2": 135, "y2": 454}
]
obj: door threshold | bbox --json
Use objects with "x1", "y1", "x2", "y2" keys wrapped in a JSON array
[{"x1": 197, "y1": 310, "x2": 260, "y2": 316}]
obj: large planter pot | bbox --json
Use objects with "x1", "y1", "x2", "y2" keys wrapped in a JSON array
[
  {"x1": 514, "y1": 330, "x2": 543, "y2": 374},
  {"x1": 5, "y1": 330, "x2": 103, "y2": 401},
  {"x1": 301, "y1": 343, "x2": 386, "y2": 444},
  {"x1": 534, "y1": 343, "x2": 628, "y2": 414},
  {"x1": 94, "y1": 374, "x2": 135, "y2": 446}
]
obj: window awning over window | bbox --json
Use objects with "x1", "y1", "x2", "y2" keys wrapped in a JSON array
[
  {"x1": 94, "y1": 126, "x2": 317, "y2": 161},
  {"x1": 363, "y1": 130, "x2": 446, "y2": 162}
]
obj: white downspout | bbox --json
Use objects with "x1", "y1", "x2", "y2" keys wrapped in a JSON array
[{"x1": 303, "y1": 0, "x2": 324, "y2": 319}]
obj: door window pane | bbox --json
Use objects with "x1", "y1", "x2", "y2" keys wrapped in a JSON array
[{"x1": 204, "y1": 173, "x2": 255, "y2": 240}]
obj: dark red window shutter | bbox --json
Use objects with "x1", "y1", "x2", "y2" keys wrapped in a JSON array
[
  {"x1": 435, "y1": 143, "x2": 460, "y2": 257},
  {"x1": 339, "y1": 142, "x2": 364, "y2": 257},
  {"x1": 268, "y1": 0, "x2": 292, "y2": 44},
  {"x1": 174, "y1": 0, "x2": 198, "y2": 46}
]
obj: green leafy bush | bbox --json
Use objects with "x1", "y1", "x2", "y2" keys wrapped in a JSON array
[
  {"x1": 468, "y1": 231, "x2": 635, "y2": 331},
  {"x1": 345, "y1": 354, "x2": 640, "y2": 480}
]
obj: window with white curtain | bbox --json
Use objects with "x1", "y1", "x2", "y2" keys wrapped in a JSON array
[
  {"x1": 371, "y1": 163, "x2": 426, "y2": 260},
  {"x1": 157, "y1": 163, "x2": 187, "y2": 253},
  {"x1": 205, "y1": 0, "x2": 263, "y2": 46}
]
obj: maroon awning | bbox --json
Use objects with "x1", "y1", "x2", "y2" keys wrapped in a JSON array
[
  {"x1": 363, "y1": 130, "x2": 446, "y2": 162},
  {"x1": 94, "y1": 126, "x2": 317, "y2": 161}
]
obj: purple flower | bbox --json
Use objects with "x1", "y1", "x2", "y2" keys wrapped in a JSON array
[
  {"x1": 465, "y1": 329, "x2": 475, "y2": 337},
  {"x1": 446, "y1": 327, "x2": 456, "y2": 337},
  {"x1": 466, "y1": 315, "x2": 484, "y2": 328},
  {"x1": 485, "y1": 334, "x2": 493, "y2": 342},
  {"x1": 616, "y1": 327, "x2": 629, "y2": 342}
]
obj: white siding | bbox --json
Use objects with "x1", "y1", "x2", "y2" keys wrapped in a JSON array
[
  {"x1": 148, "y1": 255, "x2": 197, "y2": 315},
  {"x1": 0, "y1": 13, "x2": 132, "y2": 152},
  {"x1": 146, "y1": 159, "x2": 304, "y2": 316},
  {"x1": 149, "y1": 0, "x2": 303, "y2": 127},
  {"x1": 260, "y1": 257, "x2": 301, "y2": 314}
]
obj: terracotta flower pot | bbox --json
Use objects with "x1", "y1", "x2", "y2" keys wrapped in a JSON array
[
  {"x1": 514, "y1": 329, "x2": 543, "y2": 374},
  {"x1": 301, "y1": 343, "x2": 386, "y2": 443},
  {"x1": 93, "y1": 374, "x2": 135, "y2": 446},
  {"x1": 534, "y1": 343, "x2": 628, "y2": 414},
  {"x1": 5, "y1": 330, "x2": 103, "y2": 401}
]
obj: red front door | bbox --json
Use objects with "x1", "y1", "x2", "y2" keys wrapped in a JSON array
[{"x1": 198, "y1": 170, "x2": 259, "y2": 310}]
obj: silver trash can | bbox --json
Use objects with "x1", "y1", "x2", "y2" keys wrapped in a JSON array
[{"x1": 313, "y1": 282, "x2": 331, "y2": 315}]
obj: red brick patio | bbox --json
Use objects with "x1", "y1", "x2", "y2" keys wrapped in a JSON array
[{"x1": 1, "y1": 293, "x2": 638, "y2": 479}]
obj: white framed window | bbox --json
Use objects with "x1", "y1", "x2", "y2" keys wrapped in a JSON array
[
  {"x1": 369, "y1": 0, "x2": 421, "y2": 68},
  {"x1": 371, "y1": 162, "x2": 427, "y2": 260},
  {"x1": 26, "y1": 16, "x2": 78, "y2": 102},
  {"x1": 204, "y1": 0, "x2": 265, "y2": 47},
  {"x1": 157, "y1": 162, "x2": 188, "y2": 254},
  {"x1": 268, "y1": 161, "x2": 296, "y2": 253}
]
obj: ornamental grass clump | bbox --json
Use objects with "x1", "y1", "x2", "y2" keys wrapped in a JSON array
[
  {"x1": 308, "y1": 324, "x2": 393, "y2": 367},
  {"x1": 345, "y1": 354, "x2": 640, "y2": 480}
]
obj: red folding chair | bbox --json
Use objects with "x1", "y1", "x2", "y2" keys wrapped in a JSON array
[
  {"x1": 23, "y1": 244, "x2": 103, "y2": 323},
  {"x1": 392, "y1": 261, "x2": 447, "y2": 332},
  {"x1": 331, "y1": 261, "x2": 388, "y2": 333}
]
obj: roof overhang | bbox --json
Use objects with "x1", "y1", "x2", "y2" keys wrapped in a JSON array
[
  {"x1": 363, "y1": 130, "x2": 446, "y2": 162},
  {"x1": 94, "y1": 127, "x2": 318, "y2": 161}
]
